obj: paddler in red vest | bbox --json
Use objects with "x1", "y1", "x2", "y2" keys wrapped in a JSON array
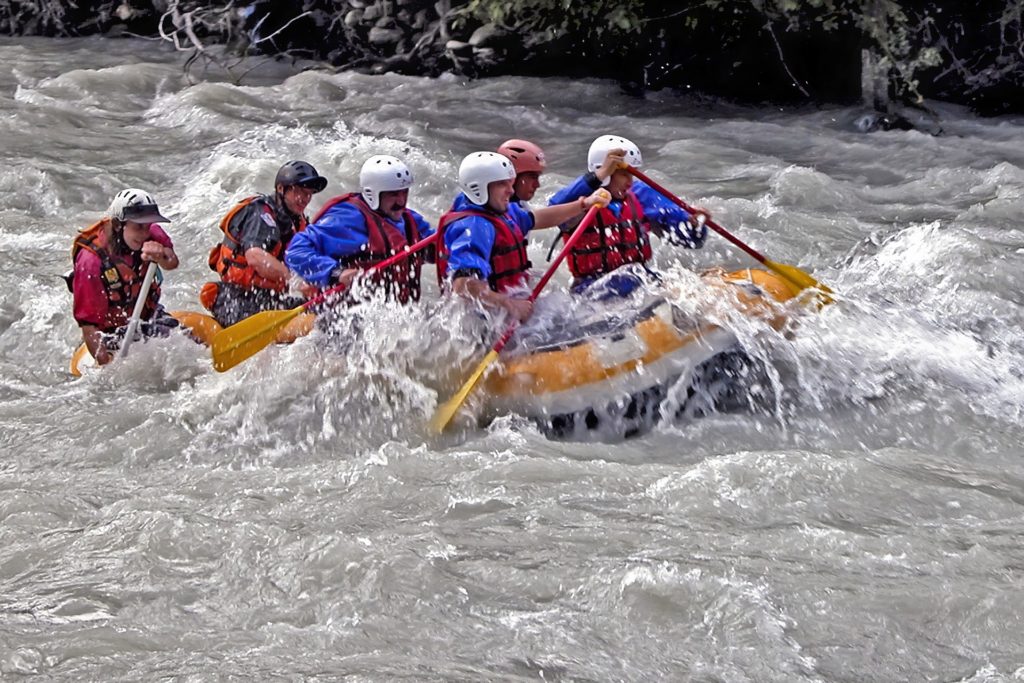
[
  {"x1": 437, "y1": 151, "x2": 611, "y2": 322},
  {"x1": 548, "y1": 134, "x2": 709, "y2": 296},
  {"x1": 284, "y1": 155, "x2": 434, "y2": 304},
  {"x1": 69, "y1": 188, "x2": 180, "y2": 365},
  {"x1": 497, "y1": 139, "x2": 546, "y2": 208},
  {"x1": 202, "y1": 160, "x2": 328, "y2": 326}
]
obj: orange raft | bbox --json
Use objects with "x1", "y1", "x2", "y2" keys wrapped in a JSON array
[
  {"x1": 482, "y1": 268, "x2": 804, "y2": 434},
  {"x1": 69, "y1": 310, "x2": 315, "y2": 376}
]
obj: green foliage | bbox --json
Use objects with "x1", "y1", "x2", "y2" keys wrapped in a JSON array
[{"x1": 462, "y1": 0, "x2": 644, "y2": 39}]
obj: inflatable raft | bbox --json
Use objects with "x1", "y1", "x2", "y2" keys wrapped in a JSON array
[
  {"x1": 483, "y1": 268, "x2": 803, "y2": 437},
  {"x1": 70, "y1": 310, "x2": 314, "y2": 376}
]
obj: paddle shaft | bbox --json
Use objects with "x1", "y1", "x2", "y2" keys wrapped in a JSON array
[
  {"x1": 429, "y1": 205, "x2": 602, "y2": 432},
  {"x1": 118, "y1": 262, "x2": 158, "y2": 360},
  {"x1": 627, "y1": 166, "x2": 769, "y2": 266},
  {"x1": 303, "y1": 230, "x2": 441, "y2": 309},
  {"x1": 490, "y1": 204, "x2": 602, "y2": 354}
]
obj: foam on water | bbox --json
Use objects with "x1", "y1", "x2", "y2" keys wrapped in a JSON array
[{"x1": 2, "y1": 35, "x2": 1024, "y2": 681}]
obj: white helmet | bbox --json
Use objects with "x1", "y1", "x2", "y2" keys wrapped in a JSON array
[
  {"x1": 458, "y1": 151, "x2": 515, "y2": 205},
  {"x1": 587, "y1": 135, "x2": 643, "y2": 187},
  {"x1": 108, "y1": 188, "x2": 169, "y2": 223},
  {"x1": 360, "y1": 155, "x2": 413, "y2": 210}
]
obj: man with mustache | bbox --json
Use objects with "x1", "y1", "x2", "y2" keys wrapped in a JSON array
[
  {"x1": 202, "y1": 160, "x2": 328, "y2": 326},
  {"x1": 285, "y1": 155, "x2": 434, "y2": 304}
]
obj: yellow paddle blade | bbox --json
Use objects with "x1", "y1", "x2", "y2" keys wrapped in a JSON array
[
  {"x1": 430, "y1": 348, "x2": 500, "y2": 434},
  {"x1": 70, "y1": 343, "x2": 90, "y2": 377},
  {"x1": 211, "y1": 306, "x2": 304, "y2": 372},
  {"x1": 764, "y1": 259, "x2": 834, "y2": 305}
]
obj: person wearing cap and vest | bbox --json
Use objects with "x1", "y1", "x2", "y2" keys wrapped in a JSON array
[
  {"x1": 496, "y1": 139, "x2": 546, "y2": 208},
  {"x1": 548, "y1": 135, "x2": 709, "y2": 296},
  {"x1": 437, "y1": 151, "x2": 611, "y2": 322},
  {"x1": 202, "y1": 160, "x2": 328, "y2": 327},
  {"x1": 284, "y1": 155, "x2": 434, "y2": 305},
  {"x1": 69, "y1": 188, "x2": 180, "y2": 365}
]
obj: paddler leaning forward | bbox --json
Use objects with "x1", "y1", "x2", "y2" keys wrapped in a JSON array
[
  {"x1": 67, "y1": 188, "x2": 180, "y2": 365},
  {"x1": 285, "y1": 154, "x2": 435, "y2": 305},
  {"x1": 437, "y1": 151, "x2": 611, "y2": 322}
]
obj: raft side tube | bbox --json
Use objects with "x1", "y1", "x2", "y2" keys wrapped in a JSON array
[{"x1": 484, "y1": 268, "x2": 801, "y2": 419}]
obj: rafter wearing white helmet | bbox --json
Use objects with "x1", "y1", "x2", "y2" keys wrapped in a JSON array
[
  {"x1": 360, "y1": 155, "x2": 414, "y2": 211},
  {"x1": 587, "y1": 135, "x2": 643, "y2": 187},
  {"x1": 108, "y1": 188, "x2": 170, "y2": 225},
  {"x1": 458, "y1": 151, "x2": 516, "y2": 206}
]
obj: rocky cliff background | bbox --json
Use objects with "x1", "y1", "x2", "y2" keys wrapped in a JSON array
[{"x1": 3, "y1": 0, "x2": 1022, "y2": 119}]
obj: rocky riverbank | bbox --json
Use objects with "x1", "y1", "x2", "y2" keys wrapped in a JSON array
[{"x1": 2, "y1": 0, "x2": 1022, "y2": 119}]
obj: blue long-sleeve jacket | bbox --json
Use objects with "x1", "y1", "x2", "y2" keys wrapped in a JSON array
[
  {"x1": 285, "y1": 198, "x2": 434, "y2": 287},
  {"x1": 442, "y1": 193, "x2": 535, "y2": 282},
  {"x1": 549, "y1": 173, "x2": 705, "y2": 247}
]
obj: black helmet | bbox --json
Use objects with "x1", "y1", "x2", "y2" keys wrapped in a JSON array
[{"x1": 275, "y1": 160, "x2": 327, "y2": 193}]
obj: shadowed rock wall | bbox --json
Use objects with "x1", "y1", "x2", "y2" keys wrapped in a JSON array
[{"x1": 2, "y1": 0, "x2": 1021, "y2": 116}]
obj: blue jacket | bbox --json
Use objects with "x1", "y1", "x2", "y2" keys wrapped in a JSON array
[
  {"x1": 549, "y1": 173, "x2": 705, "y2": 247},
  {"x1": 442, "y1": 193, "x2": 535, "y2": 282},
  {"x1": 285, "y1": 198, "x2": 434, "y2": 287}
]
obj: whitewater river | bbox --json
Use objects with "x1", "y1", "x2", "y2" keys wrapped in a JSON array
[{"x1": 1, "y1": 37, "x2": 1022, "y2": 681}]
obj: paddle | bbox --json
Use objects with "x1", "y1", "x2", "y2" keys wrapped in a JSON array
[
  {"x1": 211, "y1": 231, "x2": 440, "y2": 372},
  {"x1": 430, "y1": 204, "x2": 602, "y2": 434},
  {"x1": 627, "y1": 166, "x2": 832, "y2": 301},
  {"x1": 118, "y1": 262, "x2": 159, "y2": 360}
]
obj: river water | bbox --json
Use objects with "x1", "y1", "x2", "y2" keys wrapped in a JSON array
[{"x1": 1, "y1": 37, "x2": 1022, "y2": 681}]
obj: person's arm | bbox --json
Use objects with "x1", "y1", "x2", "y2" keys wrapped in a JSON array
[
  {"x1": 72, "y1": 252, "x2": 112, "y2": 363},
  {"x1": 80, "y1": 324, "x2": 112, "y2": 365},
  {"x1": 284, "y1": 229, "x2": 337, "y2": 287},
  {"x1": 548, "y1": 173, "x2": 602, "y2": 205},
  {"x1": 632, "y1": 182, "x2": 707, "y2": 248},
  {"x1": 452, "y1": 275, "x2": 532, "y2": 322},
  {"x1": 548, "y1": 148, "x2": 627, "y2": 207},
  {"x1": 143, "y1": 226, "x2": 178, "y2": 270},
  {"x1": 231, "y1": 204, "x2": 290, "y2": 286},
  {"x1": 444, "y1": 216, "x2": 531, "y2": 320},
  {"x1": 286, "y1": 203, "x2": 373, "y2": 287},
  {"x1": 532, "y1": 188, "x2": 610, "y2": 230},
  {"x1": 244, "y1": 247, "x2": 289, "y2": 286},
  {"x1": 141, "y1": 240, "x2": 178, "y2": 270}
]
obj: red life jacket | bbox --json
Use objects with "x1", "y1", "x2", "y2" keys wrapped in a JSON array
[
  {"x1": 71, "y1": 218, "x2": 160, "y2": 332},
  {"x1": 564, "y1": 190, "x2": 652, "y2": 280},
  {"x1": 207, "y1": 195, "x2": 306, "y2": 292},
  {"x1": 311, "y1": 193, "x2": 425, "y2": 304},
  {"x1": 437, "y1": 208, "x2": 531, "y2": 293}
]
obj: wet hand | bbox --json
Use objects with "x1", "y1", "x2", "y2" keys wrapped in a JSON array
[
  {"x1": 595, "y1": 148, "x2": 627, "y2": 182},
  {"x1": 584, "y1": 188, "x2": 612, "y2": 209},
  {"x1": 675, "y1": 214, "x2": 708, "y2": 248},
  {"x1": 689, "y1": 208, "x2": 711, "y2": 227},
  {"x1": 141, "y1": 240, "x2": 168, "y2": 263},
  {"x1": 94, "y1": 345, "x2": 113, "y2": 365},
  {"x1": 332, "y1": 267, "x2": 359, "y2": 288},
  {"x1": 503, "y1": 296, "x2": 533, "y2": 322}
]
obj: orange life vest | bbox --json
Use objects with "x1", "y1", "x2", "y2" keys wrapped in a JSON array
[
  {"x1": 207, "y1": 195, "x2": 306, "y2": 291},
  {"x1": 70, "y1": 218, "x2": 160, "y2": 332},
  {"x1": 311, "y1": 193, "x2": 424, "y2": 303},
  {"x1": 564, "y1": 190, "x2": 651, "y2": 280},
  {"x1": 437, "y1": 208, "x2": 531, "y2": 293}
]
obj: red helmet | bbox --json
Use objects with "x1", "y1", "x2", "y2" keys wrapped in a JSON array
[{"x1": 497, "y1": 139, "x2": 546, "y2": 175}]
